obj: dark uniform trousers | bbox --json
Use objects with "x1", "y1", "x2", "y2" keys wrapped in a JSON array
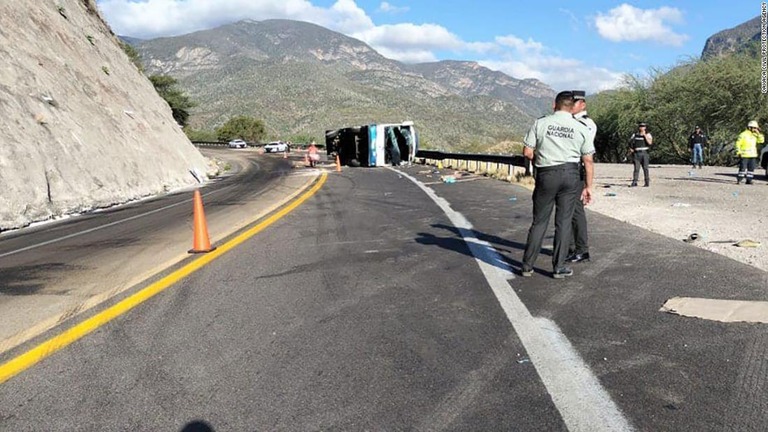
[
  {"x1": 523, "y1": 163, "x2": 582, "y2": 270},
  {"x1": 632, "y1": 151, "x2": 650, "y2": 186},
  {"x1": 570, "y1": 187, "x2": 588, "y2": 255}
]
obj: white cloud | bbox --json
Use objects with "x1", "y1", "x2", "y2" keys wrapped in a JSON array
[
  {"x1": 97, "y1": 0, "x2": 373, "y2": 38},
  {"x1": 479, "y1": 34, "x2": 624, "y2": 94},
  {"x1": 378, "y1": 2, "x2": 409, "y2": 14},
  {"x1": 594, "y1": 4, "x2": 688, "y2": 46},
  {"x1": 495, "y1": 35, "x2": 543, "y2": 53}
]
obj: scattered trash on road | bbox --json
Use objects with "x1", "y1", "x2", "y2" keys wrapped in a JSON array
[
  {"x1": 509, "y1": 196, "x2": 517, "y2": 202},
  {"x1": 516, "y1": 358, "x2": 531, "y2": 364},
  {"x1": 671, "y1": 203, "x2": 691, "y2": 207},
  {"x1": 683, "y1": 233, "x2": 701, "y2": 243},
  {"x1": 605, "y1": 192, "x2": 617, "y2": 197},
  {"x1": 732, "y1": 191, "x2": 739, "y2": 198},
  {"x1": 734, "y1": 239, "x2": 761, "y2": 248},
  {"x1": 441, "y1": 175, "x2": 456, "y2": 184},
  {"x1": 688, "y1": 171, "x2": 696, "y2": 177}
]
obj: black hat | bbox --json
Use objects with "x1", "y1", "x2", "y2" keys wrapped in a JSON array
[
  {"x1": 572, "y1": 90, "x2": 586, "y2": 100},
  {"x1": 638, "y1": 122, "x2": 647, "y2": 127}
]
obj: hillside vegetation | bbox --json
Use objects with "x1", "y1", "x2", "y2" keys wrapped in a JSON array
[
  {"x1": 589, "y1": 23, "x2": 766, "y2": 165},
  {"x1": 133, "y1": 19, "x2": 553, "y2": 150}
]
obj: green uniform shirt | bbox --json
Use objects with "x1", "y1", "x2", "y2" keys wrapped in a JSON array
[{"x1": 524, "y1": 111, "x2": 595, "y2": 168}]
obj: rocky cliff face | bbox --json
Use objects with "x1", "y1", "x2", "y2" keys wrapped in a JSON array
[
  {"x1": 0, "y1": 0, "x2": 211, "y2": 231},
  {"x1": 701, "y1": 16, "x2": 761, "y2": 59}
]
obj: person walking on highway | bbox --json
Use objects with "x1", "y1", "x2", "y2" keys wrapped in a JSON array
[
  {"x1": 566, "y1": 90, "x2": 596, "y2": 264},
  {"x1": 688, "y1": 126, "x2": 708, "y2": 169},
  {"x1": 308, "y1": 140, "x2": 320, "y2": 168},
  {"x1": 521, "y1": 91, "x2": 595, "y2": 279},
  {"x1": 735, "y1": 120, "x2": 765, "y2": 185},
  {"x1": 629, "y1": 122, "x2": 653, "y2": 187}
]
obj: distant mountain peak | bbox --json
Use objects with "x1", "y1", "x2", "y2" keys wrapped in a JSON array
[
  {"x1": 135, "y1": 18, "x2": 554, "y2": 148},
  {"x1": 701, "y1": 16, "x2": 761, "y2": 59}
]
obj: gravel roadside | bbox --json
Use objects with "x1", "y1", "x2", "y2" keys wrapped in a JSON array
[{"x1": 587, "y1": 163, "x2": 768, "y2": 272}]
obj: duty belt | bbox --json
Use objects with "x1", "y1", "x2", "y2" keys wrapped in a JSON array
[{"x1": 634, "y1": 147, "x2": 649, "y2": 151}]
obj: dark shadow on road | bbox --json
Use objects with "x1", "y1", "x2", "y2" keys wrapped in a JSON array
[
  {"x1": 180, "y1": 420, "x2": 215, "y2": 432},
  {"x1": 670, "y1": 176, "x2": 739, "y2": 185},
  {"x1": 415, "y1": 224, "x2": 552, "y2": 277}
]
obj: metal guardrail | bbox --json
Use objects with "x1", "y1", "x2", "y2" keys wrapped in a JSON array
[
  {"x1": 416, "y1": 150, "x2": 533, "y2": 176},
  {"x1": 190, "y1": 141, "x2": 232, "y2": 147},
  {"x1": 190, "y1": 141, "x2": 326, "y2": 149}
]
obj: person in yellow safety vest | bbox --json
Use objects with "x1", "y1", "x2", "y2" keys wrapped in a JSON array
[{"x1": 735, "y1": 120, "x2": 765, "y2": 185}]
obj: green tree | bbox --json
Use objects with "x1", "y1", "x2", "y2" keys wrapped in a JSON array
[
  {"x1": 183, "y1": 127, "x2": 217, "y2": 141},
  {"x1": 590, "y1": 51, "x2": 767, "y2": 165},
  {"x1": 149, "y1": 75, "x2": 197, "y2": 127},
  {"x1": 215, "y1": 116, "x2": 267, "y2": 143},
  {"x1": 119, "y1": 41, "x2": 144, "y2": 73}
]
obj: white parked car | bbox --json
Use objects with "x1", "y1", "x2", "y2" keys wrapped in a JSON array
[
  {"x1": 760, "y1": 145, "x2": 768, "y2": 178},
  {"x1": 264, "y1": 141, "x2": 289, "y2": 153},
  {"x1": 228, "y1": 139, "x2": 247, "y2": 149}
]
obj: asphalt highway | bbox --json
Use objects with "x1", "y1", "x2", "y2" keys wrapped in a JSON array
[{"x1": 0, "y1": 161, "x2": 766, "y2": 431}]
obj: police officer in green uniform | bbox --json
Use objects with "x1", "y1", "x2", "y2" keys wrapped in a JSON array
[
  {"x1": 567, "y1": 90, "x2": 596, "y2": 264},
  {"x1": 521, "y1": 91, "x2": 595, "y2": 279}
]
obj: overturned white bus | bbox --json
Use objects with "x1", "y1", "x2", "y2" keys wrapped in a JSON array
[{"x1": 325, "y1": 121, "x2": 418, "y2": 167}]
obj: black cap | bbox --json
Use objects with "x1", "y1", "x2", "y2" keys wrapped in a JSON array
[
  {"x1": 638, "y1": 122, "x2": 647, "y2": 127},
  {"x1": 572, "y1": 90, "x2": 586, "y2": 100}
]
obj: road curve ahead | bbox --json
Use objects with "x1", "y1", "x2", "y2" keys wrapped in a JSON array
[{"x1": 0, "y1": 165, "x2": 567, "y2": 431}]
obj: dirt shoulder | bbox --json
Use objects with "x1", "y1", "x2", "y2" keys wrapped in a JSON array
[{"x1": 587, "y1": 163, "x2": 768, "y2": 272}]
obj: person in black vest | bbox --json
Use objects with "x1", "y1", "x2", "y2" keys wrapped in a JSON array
[
  {"x1": 688, "y1": 125, "x2": 708, "y2": 169},
  {"x1": 629, "y1": 122, "x2": 653, "y2": 187}
]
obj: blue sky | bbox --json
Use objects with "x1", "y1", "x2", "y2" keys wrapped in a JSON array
[{"x1": 97, "y1": 0, "x2": 761, "y2": 93}]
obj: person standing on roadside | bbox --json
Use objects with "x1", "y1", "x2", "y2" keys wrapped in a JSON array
[
  {"x1": 688, "y1": 125, "x2": 708, "y2": 169},
  {"x1": 308, "y1": 140, "x2": 320, "y2": 168},
  {"x1": 735, "y1": 120, "x2": 765, "y2": 184},
  {"x1": 566, "y1": 90, "x2": 596, "y2": 264},
  {"x1": 629, "y1": 122, "x2": 653, "y2": 187},
  {"x1": 521, "y1": 91, "x2": 595, "y2": 279}
]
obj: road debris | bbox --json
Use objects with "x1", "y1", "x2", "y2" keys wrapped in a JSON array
[{"x1": 734, "y1": 239, "x2": 761, "y2": 248}]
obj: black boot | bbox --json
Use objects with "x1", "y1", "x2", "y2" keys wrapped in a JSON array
[{"x1": 630, "y1": 182, "x2": 638, "y2": 187}]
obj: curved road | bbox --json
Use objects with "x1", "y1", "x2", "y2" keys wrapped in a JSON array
[{"x1": 1, "y1": 160, "x2": 767, "y2": 431}]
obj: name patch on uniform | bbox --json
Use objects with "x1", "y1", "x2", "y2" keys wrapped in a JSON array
[{"x1": 546, "y1": 125, "x2": 574, "y2": 139}]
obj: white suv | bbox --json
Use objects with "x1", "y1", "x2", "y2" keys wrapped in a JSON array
[
  {"x1": 264, "y1": 141, "x2": 288, "y2": 153},
  {"x1": 228, "y1": 139, "x2": 247, "y2": 149},
  {"x1": 760, "y1": 145, "x2": 768, "y2": 178}
]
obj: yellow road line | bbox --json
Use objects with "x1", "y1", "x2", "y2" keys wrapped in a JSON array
[{"x1": 0, "y1": 172, "x2": 328, "y2": 385}]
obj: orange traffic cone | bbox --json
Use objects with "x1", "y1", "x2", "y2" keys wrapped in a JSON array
[
  {"x1": 335, "y1": 154, "x2": 342, "y2": 172},
  {"x1": 188, "y1": 189, "x2": 216, "y2": 254}
]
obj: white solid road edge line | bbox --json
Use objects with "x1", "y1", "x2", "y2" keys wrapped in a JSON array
[{"x1": 393, "y1": 167, "x2": 634, "y2": 432}]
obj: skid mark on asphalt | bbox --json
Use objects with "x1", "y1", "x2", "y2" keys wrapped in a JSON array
[
  {"x1": 725, "y1": 333, "x2": 768, "y2": 430},
  {"x1": 394, "y1": 167, "x2": 634, "y2": 432},
  {"x1": 415, "y1": 339, "x2": 512, "y2": 431}
]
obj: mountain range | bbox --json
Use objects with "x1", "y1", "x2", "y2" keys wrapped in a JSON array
[
  {"x1": 131, "y1": 19, "x2": 554, "y2": 150},
  {"x1": 701, "y1": 15, "x2": 762, "y2": 59}
]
